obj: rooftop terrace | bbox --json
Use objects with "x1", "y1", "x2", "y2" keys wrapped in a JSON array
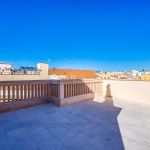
[
  {"x1": 0, "y1": 79, "x2": 150, "y2": 150},
  {"x1": 0, "y1": 97, "x2": 150, "y2": 150}
]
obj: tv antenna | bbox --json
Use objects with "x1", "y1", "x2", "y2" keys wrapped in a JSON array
[{"x1": 69, "y1": 59, "x2": 73, "y2": 70}]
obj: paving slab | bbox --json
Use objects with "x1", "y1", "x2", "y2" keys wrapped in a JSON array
[{"x1": 0, "y1": 98, "x2": 150, "y2": 150}]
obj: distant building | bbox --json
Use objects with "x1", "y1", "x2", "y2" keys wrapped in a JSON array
[
  {"x1": 96, "y1": 73, "x2": 111, "y2": 80},
  {"x1": 13, "y1": 67, "x2": 41, "y2": 75},
  {"x1": 96, "y1": 71, "x2": 125, "y2": 80},
  {"x1": 139, "y1": 69, "x2": 150, "y2": 80},
  {"x1": 141, "y1": 75, "x2": 150, "y2": 81},
  {"x1": 0, "y1": 63, "x2": 49, "y2": 81},
  {"x1": 48, "y1": 68, "x2": 96, "y2": 79},
  {"x1": 0, "y1": 62, "x2": 13, "y2": 75}
]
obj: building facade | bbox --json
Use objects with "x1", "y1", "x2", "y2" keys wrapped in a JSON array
[
  {"x1": 0, "y1": 63, "x2": 49, "y2": 81},
  {"x1": 0, "y1": 62, "x2": 13, "y2": 75},
  {"x1": 13, "y1": 67, "x2": 41, "y2": 75},
  {"x1": 141, "y1": 75, "x2": 150, "y2": 80},
  {"x1": 49, "y1": 68, "x2": 96, "y2": 79},
  {"x1": 96, "y1": 73, "x2": 112, "y2": 80}
]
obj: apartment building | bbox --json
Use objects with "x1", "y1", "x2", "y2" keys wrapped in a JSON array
[
  {"x1": 0, "y1": 62, "x2": 13, "y2": 75},
  {"x1": 0, "y1": 63, "x2": 49, "y2": 81},
  {"x1": 141, "y1": 75, "x2": 150, "y2": 80}
]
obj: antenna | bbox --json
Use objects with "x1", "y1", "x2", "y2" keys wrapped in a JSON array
[{"x1": 69, "y1": 59, "x2": 73, "y2": 70}]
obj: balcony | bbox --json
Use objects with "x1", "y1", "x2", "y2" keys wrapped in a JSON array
[
  {"x1": 0, "y1": 79, "x2": 150, "y2": 150},
  {"x1": 0, "y1": 79, "x2": 102, "y2": 112}
]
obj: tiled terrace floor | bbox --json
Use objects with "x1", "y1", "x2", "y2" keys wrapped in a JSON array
[{"x1": 0, "y1": 98, "x2": 150, "y2": 150}]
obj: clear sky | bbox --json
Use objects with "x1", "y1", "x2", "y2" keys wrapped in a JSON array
[{"x1": 0, "y1": 0, "x2": 150, "y2": 71}]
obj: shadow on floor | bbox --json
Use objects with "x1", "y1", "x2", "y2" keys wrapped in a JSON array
[{"x1": 67, "y1": 95, "x2": 125, "y2": 150}]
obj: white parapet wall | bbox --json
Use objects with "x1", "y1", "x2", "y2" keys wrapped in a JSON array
[
  {"x1": 103, "y1": 80, "x2": 150, "y2": 104},
  {"x1": 0, "y1": 63, "x2": 49, "y2": 81}
]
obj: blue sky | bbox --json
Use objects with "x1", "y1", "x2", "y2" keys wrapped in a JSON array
[{"x1": 0, "y1": 0, "x2": 150, "y2": 71}]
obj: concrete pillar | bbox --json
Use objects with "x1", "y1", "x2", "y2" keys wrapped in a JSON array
[
  {"x1": 59, "y1": 82, "x2": 64, "y2": 99},
  {"x1": 58, "y1": 81, "x2": 65, "y2": 106}
]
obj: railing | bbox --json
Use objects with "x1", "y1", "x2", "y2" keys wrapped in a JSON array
[
  {"x1": 63, "y1": 79, "x2": 102, "y2": 97},
  {"x1": 0, "y1": 79, "x2": 102, "y2": 112},
  {"x1": 54, "y1": 79, "x2": 103, "y2": 106},
  {"x1": 0, "y1": 80, "x2": 59, "y2": 103}
]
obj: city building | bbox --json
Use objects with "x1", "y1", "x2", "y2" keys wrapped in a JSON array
[
  {"x1": 49, "y1": 68, "x2": 96, "y2": 79},
  {"x1": 13, "y1": 66, "x2": 41, "y2": 75},
  {"x1": 96, "y1": 73, "x2": 111, "y2": 79},
  {"x1": 123, "y1": 70, "x2": 141, "y2": 80},
  {"x1": 141, "y1": 75, "x2": 150, "y2": 80},
  {"x1": 0, "y1": 63, "x2": 49, "y2": 81},
  {"x1": 96, "y1": 71, "x2": 125, "y2": 80},
  {"x1": 0, "y1": 62, "x2": 13, "y2": 75}
]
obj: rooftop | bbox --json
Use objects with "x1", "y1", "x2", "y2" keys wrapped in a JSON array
[{"x1": 0, "y1": 97, "x2": 150, "y2": 150}]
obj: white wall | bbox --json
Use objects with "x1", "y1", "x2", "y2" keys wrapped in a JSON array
[
  {"x1": 103, "y1": 80, "x2": 150, "y2": 104},
  {"x1": 0, "y1": 63, "x2": 12, "y2": 74}
]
